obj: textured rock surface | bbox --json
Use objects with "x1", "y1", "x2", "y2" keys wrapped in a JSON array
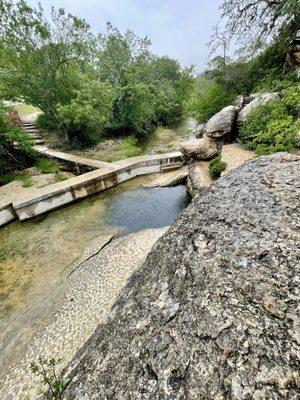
[
  {"x1": 180, "y1": 135, "x2": 221, "y2": 162},
  {"x1": 204, "y1": 105, "x2": 238, "y2": 139},
  {"x1": 238, "y1": 93, "x2": 280, "y2": 127},
  {"x1": 186, "y1": 162, "x2": 212, "y2": 196},
  {"x1": 65, "y1": 153, "x2": 300, "y2": 400}
]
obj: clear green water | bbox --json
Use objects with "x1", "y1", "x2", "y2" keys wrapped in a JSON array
[{"x1": 0, "y1": 175, "x2": 188, "y2": 331}]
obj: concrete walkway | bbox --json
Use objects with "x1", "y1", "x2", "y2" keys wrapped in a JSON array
[
  {"x1": 0, "y1": 150, "x2": 183, "y2": 227},
  {"x1": 34, "y1": 145, "x2": 117, "y2": 170}
]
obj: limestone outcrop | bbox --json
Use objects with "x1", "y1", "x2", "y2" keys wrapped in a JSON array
[
  {"x1": 238, "y1": 92, "x2": 280, "y2": 127},
  {"x1": 179, "y1": 135, "x2": 221, "y2": 162},
  {"x1": 186, "y1": 162, "x2": 212, "y2": 196},
  {"x1": 204, "y1": 105, "x2": 238, "y2": 139},
  {"x1": 64, "y1": 153, "x2": 300, "y2": 400}
]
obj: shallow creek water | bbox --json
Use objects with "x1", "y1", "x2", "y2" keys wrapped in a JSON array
[{"x1": 0, "y1": 175, "x2": 188, "y2": 337}]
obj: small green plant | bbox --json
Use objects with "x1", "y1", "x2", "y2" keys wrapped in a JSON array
[
  {"x1": 55, "y1": 173, "x2": 68, "y2": 182},
  {"x1": 0, "y1": 172, "x2": 33, "y2": 187},
  {"x1": 30, "y1": 357, "x2": 72, "y2": 399},
  {"x1": 35, "y1": 158, "x2": 60, "y2": 173},
  {"x1": 18, "y1": 174, "x2": 34, "y2": 187},
  {"x1": 209, "y1": 156, "x2": 227, "y2": 180}
]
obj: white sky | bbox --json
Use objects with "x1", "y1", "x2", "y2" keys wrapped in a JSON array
[{"x1": 27, "y1": 0, "x2": 223, "y2": 71}]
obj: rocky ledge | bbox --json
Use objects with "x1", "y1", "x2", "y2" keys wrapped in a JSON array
[{"x1": 65, "y1": 153, "x2": 300, "y2": 400}]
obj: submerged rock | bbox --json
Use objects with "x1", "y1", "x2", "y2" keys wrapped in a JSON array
[
  {"x1": 204, "y1": 105, "x2": 238, "y2": 139},
  {"x1": 180, "y1": 135, "x2": 221, "y2": 162},
  {"x1": 64, "y1": 153, "x2": 300, "y2": 400}
]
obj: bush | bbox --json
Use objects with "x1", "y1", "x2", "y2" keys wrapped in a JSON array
[
  {"x1": 209, "y1": 156, "x2": 227, "y2": 180},
  {"x1": 0, "y1": 103, "x2": 34, "y2": 175},
  {"x1": 37, "y1": 114, "x2": 58, "y2": 131},
  {"x1": 240, "y1": 85, "x2": 300, "y2": 154},
  {"x1": 187, "y1": 77, "x2": 235, "y2": 123}
]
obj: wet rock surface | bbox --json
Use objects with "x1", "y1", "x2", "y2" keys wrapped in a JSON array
[{"x1": 64, "y1": 153, "x2": 300, "y2": 399}]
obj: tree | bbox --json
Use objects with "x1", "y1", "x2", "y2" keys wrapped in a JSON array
[
  {"x1": 208, "y1": 27, "x2": 230, "y2": 91},
  {"x1": 0, "y1": 0, "x2": 94, "y2": 134},
  {"x1": 0, "y1": 103, "x2": 34, "y2": 174},
  {"x1": 58, "y1": 78, "x2": 113, "y2": 144},
  {"x1": 220, "y1": 0, "x2": 300, "y2": 45}
]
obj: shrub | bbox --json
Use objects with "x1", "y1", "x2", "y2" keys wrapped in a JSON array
[
  {"x1": 186, "y1": 77, "x2": 235, "y2": 123},
  {"x1": 0, "y1": 103, "x2": 34, "y2": 174},
  {"x1": 37, "y1": 114, "x2": 58, "y2": 131},
  {"x1": 240, "y1": 85, "x2": 300, "y2": 154},
  {"x1": 209, "y1": 156, "x2": 227, "y2": 180}
]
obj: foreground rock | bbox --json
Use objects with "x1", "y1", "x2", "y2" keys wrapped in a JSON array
[
  {"x1": 204, "y1": 105, "x2": 238, "y2": 140},
  {"x1": 180, "y1": 135, "x2": 221, "y2": 162},
  {"x1": 238, "y1": 93, "x2": 280, "y2": 128},
  {"x1": 65, "y1": 153, "x2": 300, "y2": 399}
]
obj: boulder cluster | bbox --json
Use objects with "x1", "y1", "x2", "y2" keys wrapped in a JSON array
[{"x1": 180, "y1": 93, "x2": 279, "y2": 163}]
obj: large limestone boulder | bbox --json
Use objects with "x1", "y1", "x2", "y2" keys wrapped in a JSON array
[
  {"x1": 179, "y1": 135, "x2": 221, "y2": 162},
  {"x1": 204, "y1": 105, "x2": 238, "y2": 139},
  {"x1": 65, "y1": 153, "x2": 300, "y2": 400},
  {"x1": 238, "y1": 93, "x2": 280, "y2": 127},
  {"x1": 186, "y1": 162, "x2": 212, "y2": 196}
]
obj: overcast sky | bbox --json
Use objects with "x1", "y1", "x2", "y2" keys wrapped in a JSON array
[{"x1": 27, "y1": 0, "x2": 223, "y2": 71}]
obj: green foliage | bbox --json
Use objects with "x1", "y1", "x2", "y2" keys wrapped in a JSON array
[
  {"x1": 0, "y1": 1, "x2": 93, "y2": 129},
  {"x1": 209, "y1": 156, "x2": 227, "y2": 180},
  {"x1": 37, "y1": 114, "x2": 58, "y2": 131},
  {"x1": 35, "y1": 158, "x2": 60, "y2": 174},
  {"x1": 30, "y1": 357, "x2": 72, "y2": 399},
  {"x1": 58, "y1": 79, "x2": 113, "y2": 144},
  {"x1": 240, "y1": 85, "x2": 300, "y2": 154},
  {"x1": 110, "y1": 83, "x2": 156, "y2": 137},
  {"x1": 104, "y1": 136, "x2": 142, "y2": 162},
  {"x1": 186, "y1": 77, "x2": 235, "y2": 123},
  {"x1": 0, "y1": 171, "x2": 33, "y2": 187},
  {"x1": 0, "y1": 4, "x2": 193, "y2": 147},
  {"x1": 0, "y1": 103, "x2": 34, "y2": 174}
]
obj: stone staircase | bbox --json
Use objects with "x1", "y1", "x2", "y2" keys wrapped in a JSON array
[{"x1": 19, "y1": 120, "x2": 45, "y2": 146}]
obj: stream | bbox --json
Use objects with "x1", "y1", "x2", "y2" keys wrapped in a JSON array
[{"x1": 0, "y1": 120, "x2": 196, "y2": 371}]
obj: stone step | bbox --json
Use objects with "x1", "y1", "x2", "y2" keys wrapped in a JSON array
[
  {"x1": 21, "y1": 123, "x2": 37, "y2": 128},
  {"x1": 28, "y1": 133, "x2": 42, "y2": 138}
]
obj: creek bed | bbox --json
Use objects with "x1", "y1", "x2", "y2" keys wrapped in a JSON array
[{"x1": 0, "y1": 173, "x2": 188, "y2": 368}]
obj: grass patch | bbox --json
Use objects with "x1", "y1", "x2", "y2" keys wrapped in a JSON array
[
  {"x1": 18, "y1": 174, "x2": 34, "y2": 187},
  {"x1": 55, "y1": 173, "x2": 68, "y2": 182},
  {"x1": 103, "y1": 136, "x2": 143, "y2": 162},
  {"x1": 0, "y1": 172, "x2": 34, "y2": 187},
  {"x1": 14, "y1": 104, "x2": 39, "y2": 118},
  {"x1": 209, "y1": 156, "x2": 227, "y2": 180},
  {"x1": 35, "y1": 158, "x2": 60, "y2": 173}
]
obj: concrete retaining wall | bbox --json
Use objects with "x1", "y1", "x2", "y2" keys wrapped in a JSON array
[{"x1": 1, "y1": 152, "x2": 182, "y2": 226}]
